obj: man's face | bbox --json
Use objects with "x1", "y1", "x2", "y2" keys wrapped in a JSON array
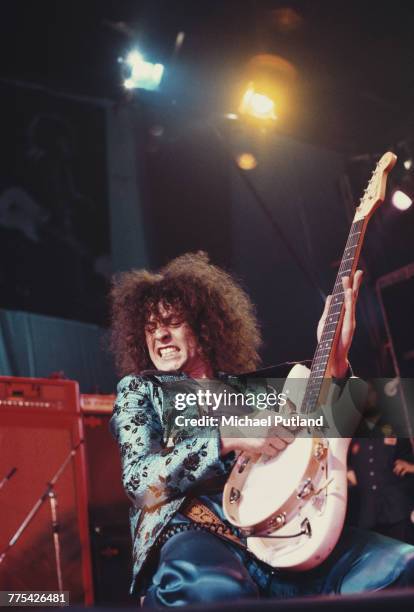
[{"x1": 145, "y1": 302, "x2": 203, "y2": 374}]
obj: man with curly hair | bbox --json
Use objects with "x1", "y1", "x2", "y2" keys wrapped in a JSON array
[{"x1": 110, "y1": 252, "x2": 414, "y2": 607}]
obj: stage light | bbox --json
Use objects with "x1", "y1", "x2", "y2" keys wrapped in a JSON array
[
  {"x1": 126, "y1": 50, "x2": 143, "y2": 68},
  {"x1": 122, "y1": 49, "x2": 164, "y2": 91},
  {"x1": 123, "y1": 78, "x2": 135, "y2": 90},
  {"x1": 236, "y1": 55, "x2": 298, "y2": 124},
  {"x1": 392, "y1": 190, "x2": 412, "y2": 211},
  {"x1": 403, "y1": 158, "x2": 413, "y2": 170},
  {"x1": 239, "y1": 84, "x2": 277, "y2": 121},
  {"x1": 236, "y1": 152, "x2": 258, "y2": 170}
]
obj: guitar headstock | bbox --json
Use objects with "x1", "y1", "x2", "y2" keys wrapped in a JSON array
[{"x1": 354, "y1": 151, "x2": 397, "y2": 221}]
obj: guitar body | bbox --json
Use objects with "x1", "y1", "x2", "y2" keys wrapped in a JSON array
[{"x1": 224, "y1": 364, "x2": 350, "y2": 569}]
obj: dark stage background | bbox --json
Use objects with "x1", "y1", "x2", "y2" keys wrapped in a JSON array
[{"x1": 0, "y1": 81, "x2": 110, "y2": 326}]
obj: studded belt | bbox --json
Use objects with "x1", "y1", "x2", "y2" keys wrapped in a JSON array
[{"x1": 157, "y1": 498, "x2": 245, "y2": 549}]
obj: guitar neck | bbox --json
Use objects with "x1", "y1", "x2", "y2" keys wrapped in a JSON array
[
  {"x1": 297, "y1": 151, "x2": 397, "y2": 414},
  {"x1": 300, "y1": 215, "x2": 368, "y2": 414}
]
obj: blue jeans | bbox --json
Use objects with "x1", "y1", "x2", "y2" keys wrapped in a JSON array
[{"x1": 144, "y1": 527, "x2": 414, "y2": 607}]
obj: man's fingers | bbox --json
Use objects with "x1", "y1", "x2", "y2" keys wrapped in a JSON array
[
  {"x1": 263, "y1": 444, "x2": 280, "y2": 457},
  {"x1": 317, "y1": 295, "x2": 332, "y2": 342},
  {"x1": 341, "y1": 273, "x2": 360, "y2": 335},
  {"x1": 352, "y1": 269, "x2": 364, "y2": 298},
  {"x1": 265, "y1": 426, "x2": 297, "y2": 452},
  {"x1": 342, "y1": 270, "x2": 363, "y2": 303},
  {"x1": 268, "y1": 437, "x2": 287, "y2": 451},
  {"x1": 341, "y1": 277, "x2": 353, "y2": 307},
  {"x1": 341, "y1": 275, "x2": 350, "y2": 292},
  {"x1": 270, "y1": 424, "x2": 295, "y2": 440},
  {"x1": 344, "y1": 287, "x2": 354, "y2": 317},
  {"x1": 319, "y1": 295, "x2": 332, "y2": 323},
  {"x1": 341, "y1": 289, "x2": 354, "y2": 337},
  {"x1": 274, "y1": 425, "x2": 291, "y2": 435}
]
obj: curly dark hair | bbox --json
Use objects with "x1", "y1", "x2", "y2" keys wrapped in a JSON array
[{"x1": 110, "y1": 252, "x2": 262, "y2": 376}]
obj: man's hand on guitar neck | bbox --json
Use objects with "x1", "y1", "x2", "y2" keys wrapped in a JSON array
[{"x1": 317, "y1": 270, "x2": 364, "y2": 379}]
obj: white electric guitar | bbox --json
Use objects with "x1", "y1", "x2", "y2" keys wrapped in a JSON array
[{"x1": 223, "y1": 152, "x2": 397, "y2": 570}]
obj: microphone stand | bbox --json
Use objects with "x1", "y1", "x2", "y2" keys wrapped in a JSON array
[
  {"x1": 0, "y1": 467, "x2": 17, "y2": 491},
  {"x1": 0, "y1": 440, "x2": 84, "y2": 591},
  {"x1": 48, "y1": 488, "x2": 63, "y2": 591}
]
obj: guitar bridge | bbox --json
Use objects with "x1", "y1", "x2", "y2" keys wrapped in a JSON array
[
  {"x1": 301, "y1": 518, "x2": 312, "y2": 537},
  {"x1": 229, "y1": 487, "x2": 241, "y2": 504},
  {"x1": 297, "y1": 478, "x2": 315, "y2": 499},
  {"x1": 237, "y1": 456, "x2": 250, "y2": 474}
]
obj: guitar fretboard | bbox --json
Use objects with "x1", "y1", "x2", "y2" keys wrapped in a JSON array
[{"x1": 300, "y1": 218, "x2": 365, "y2": 414}]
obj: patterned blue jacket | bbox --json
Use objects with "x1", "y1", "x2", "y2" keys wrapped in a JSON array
[{"x1": 109, "y1": 370, "x2": 246, "y2": 594}]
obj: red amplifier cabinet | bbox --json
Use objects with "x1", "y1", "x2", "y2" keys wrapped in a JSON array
[
  {"x1": 80, "y1": 393, "x2": 127, "y2": 524},
  {"x1": 80, "y1": 393, "x2": 134, "y2": 605},
  {"x1": 0, "y1": 376, "x2": 94, "y2": 605},
  {"x1": 0, "y1": 376, "x2": 81, "y2": 412},
  {"x1": 80, "y1": 393, "x2": 116, "y2": 414}
]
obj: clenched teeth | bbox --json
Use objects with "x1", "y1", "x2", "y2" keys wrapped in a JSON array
[{"x1": 159, "y1": 347, "x2": 179, "y2": 357}]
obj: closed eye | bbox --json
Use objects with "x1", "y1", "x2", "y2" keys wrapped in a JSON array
[
  {"x1": 169, "y1": 317, "x2": 183, "y2": 327},
  {"x1": 145, "y1": 316, "x2": 184, "y2": 334}
]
